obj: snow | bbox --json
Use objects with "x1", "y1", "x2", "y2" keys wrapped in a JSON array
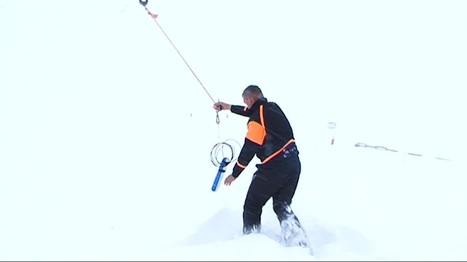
[{"x1": 1, "y1": 0, "x2": 467, "y2": 260}]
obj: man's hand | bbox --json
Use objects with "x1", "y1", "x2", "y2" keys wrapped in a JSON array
[
  {"x1": 224, "y1": 174, "x2": 236, "y2": 186},
  {"x1": 213, "y1": 102, "x2": 231, "y2": 111}
]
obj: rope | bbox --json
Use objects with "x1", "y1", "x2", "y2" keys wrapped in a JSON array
[
  {"x1": 139, "y1": 0, "x2": 227, "y2": 144},
  {"x1": 140, "y1": 3, "x2": 216, "y2": 104}
]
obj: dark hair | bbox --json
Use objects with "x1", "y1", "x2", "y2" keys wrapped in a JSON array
[{"x1": 242, "y1": 85, "x2": 263, "y2": 99}]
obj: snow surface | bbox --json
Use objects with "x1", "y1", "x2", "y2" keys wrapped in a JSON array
[{"x1": 1, "y1": 0, "x2": 467, "y2": 260}]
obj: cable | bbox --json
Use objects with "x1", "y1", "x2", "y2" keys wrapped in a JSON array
[{"x1": 210, "y1": 139, "x2": 241, "y2": 167}]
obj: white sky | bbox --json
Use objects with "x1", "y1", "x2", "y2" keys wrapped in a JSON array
[{"x1": 1, "y1": 0, "x2": 467, "y2": 260}]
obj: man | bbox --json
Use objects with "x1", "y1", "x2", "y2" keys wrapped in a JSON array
[{"x1": 213, "y1": 85, "x2": 308, "y2": 247}]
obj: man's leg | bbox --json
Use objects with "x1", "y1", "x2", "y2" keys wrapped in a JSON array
[
  {"x1": 273, "y1": 200, "x2": 308, "y2": 247},
  {"x1": 272, "y1": 160, "x2": 308, "y2": 247},
  {"x1": 243, "y1": 174, "x2": 280, "y2": 234}
]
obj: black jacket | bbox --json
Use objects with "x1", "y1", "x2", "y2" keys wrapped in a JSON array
[{"x1": 230, "y1": 97, "x2": 298, "y2": 178}]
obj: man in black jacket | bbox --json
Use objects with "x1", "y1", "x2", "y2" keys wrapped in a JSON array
[{"x1": 213, "y1": 85, "x2": 308, "y2": 247}]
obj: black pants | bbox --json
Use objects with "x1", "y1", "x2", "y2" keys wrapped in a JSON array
[{"x1": 242, "y1": 155, "x2": 302, "y2": 234}]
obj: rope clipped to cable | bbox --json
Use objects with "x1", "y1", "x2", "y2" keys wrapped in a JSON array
[{"x1": 138, "y1": 0, "x2": 243, "y2": 192}]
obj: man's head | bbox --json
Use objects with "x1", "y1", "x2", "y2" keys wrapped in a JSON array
[{"x1": 242, "y1": 85, "x2": 263, "y2": 109}]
